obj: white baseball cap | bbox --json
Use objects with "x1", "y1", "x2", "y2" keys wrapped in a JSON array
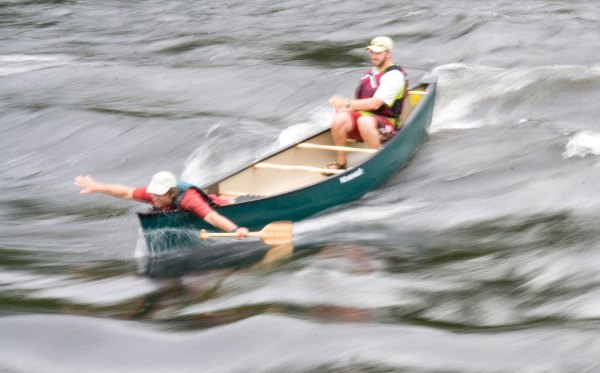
[
  {"x1": 366, "y1": 36, "x2": 393, "y2": 53},
  {"x1": 146, "y1": 171, "x2": 177, "y2": 195}
]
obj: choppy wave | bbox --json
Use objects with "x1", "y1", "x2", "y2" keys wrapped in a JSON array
[
  {"x1": 430, "y1": 63, "x2": 600, "y2": 132},
  {"x1": 4, "y1": 0, "x2": 600, "y2": 371},
  {"x1": 2, "y1": 313, "x2": 600, "y2": 373}
]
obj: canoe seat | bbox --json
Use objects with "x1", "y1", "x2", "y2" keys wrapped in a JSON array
[
  {"x1": 254, "y1": 162, "x2": 344, "y2": 175},
  {"x1": 399, "y1": 90, "x2": 427, "y2": 125},
  {"x1": 297, "y1": 143, "x2": 377, "y2": 153}
]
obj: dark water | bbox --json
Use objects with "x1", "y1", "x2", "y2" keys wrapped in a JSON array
[{"x1": 2, "y1": 0, "x2": 600, "y2": 371}]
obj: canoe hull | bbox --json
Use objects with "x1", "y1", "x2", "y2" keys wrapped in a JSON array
[{"x1": 138, "y1": 79, "x2": 437, "y2": 253}]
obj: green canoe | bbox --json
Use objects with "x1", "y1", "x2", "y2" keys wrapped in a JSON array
[{"x1": 138, "y1": 77, "x2": 437, "y2": 253}]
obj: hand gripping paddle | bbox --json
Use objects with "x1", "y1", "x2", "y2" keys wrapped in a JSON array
[{"x1": 200, "y1": 221, "x2": 293, "y2": 246}]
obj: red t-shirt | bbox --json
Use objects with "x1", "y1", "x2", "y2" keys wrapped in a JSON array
[{"x1": 132, "y1": 187, "x2": 226, "y2": 219}]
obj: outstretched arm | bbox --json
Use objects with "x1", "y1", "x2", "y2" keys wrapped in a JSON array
[{"x1": 74, "y1": 175, "x2": 134, "y2": 200}]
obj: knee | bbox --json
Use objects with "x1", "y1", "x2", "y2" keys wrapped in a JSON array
[{"x1": 331, "y1": 112, "x2": 351, "y2": 131}]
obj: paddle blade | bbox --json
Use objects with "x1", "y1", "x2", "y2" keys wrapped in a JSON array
[{"x1": 259, "y1": 221, "x2": 293, "y2": 245}]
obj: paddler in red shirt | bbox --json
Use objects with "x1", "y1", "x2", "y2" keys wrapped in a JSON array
[{"x1": 74, "y1": 171, "x2": 249, "y2": 239}]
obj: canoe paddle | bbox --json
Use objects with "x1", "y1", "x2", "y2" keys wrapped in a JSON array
[{"x1": 199, "y1": 221, "x2": 293, "y2": 246}]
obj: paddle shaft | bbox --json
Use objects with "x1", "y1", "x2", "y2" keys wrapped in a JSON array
[
  {"x1": 199, "y1": 221, "x2": 293, "y2": 246},
  {"x1": 201, "y1": 232, "x2": 262, "y2": 239}
]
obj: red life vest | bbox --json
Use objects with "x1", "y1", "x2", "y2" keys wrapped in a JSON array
[{"x1": 354, "y1": 64, "x2": 408, "y2": 120}]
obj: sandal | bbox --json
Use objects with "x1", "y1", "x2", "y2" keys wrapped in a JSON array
[
  {"x1": 322, "y1": 161, "x2": 347, "y2": 176},
  {"x1": 326, "y1": 162, "x2": 347, "y2": 170}
]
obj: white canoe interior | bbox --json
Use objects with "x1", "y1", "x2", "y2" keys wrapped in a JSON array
[{"x1": 213, "y1": 88, "x2": 429, "y2": 200}]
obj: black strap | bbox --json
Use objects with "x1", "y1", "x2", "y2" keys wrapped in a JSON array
[
  {"x1": 383, "y1": 65, "x2": 399, "y2": 73},
  {"x1": 385, "y1": 64, "x2": 408, "y2": 120},
  {"x1": 173, "y1": 187, "x2": 219, "y2": 210}
]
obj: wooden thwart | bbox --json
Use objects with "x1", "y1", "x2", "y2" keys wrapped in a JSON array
[
  {"x1": 254, "y1": 162, "x2": 344, "y2": 175},
  {"x1": 200, "y1": 221, "x2": 293, "y2": 246},
  {"x1": 297, "y1": 143, "x2": 377, "y2": 154},
  {"x1": 218, "y1": 191, "x2": 248, "y2": 197}
]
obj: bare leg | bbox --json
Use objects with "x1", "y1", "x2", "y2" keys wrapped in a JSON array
[
  {"x1": 356, "y1": 116, "x2": 381, "y2": 149},
  {"x1": 330, "y1": 111, "x2": 353, "y2": 167}
]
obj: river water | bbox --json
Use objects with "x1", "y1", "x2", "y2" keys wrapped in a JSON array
[{"x1": 1, "y1": 1, "x2": 600, "y2": 372}]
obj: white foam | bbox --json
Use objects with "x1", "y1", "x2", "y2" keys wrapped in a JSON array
[
  {"x1": 180, "y1": 122, "x2": 224, "y2": 185},
  {"x1": 275, "y1": 107, "x2": 331, "y2": 148},
  {"x1": 134, "y1": 231, "x2": 149, "y2": 258},
  {"x1": 429, "y1": 64, "x2": 524, "y2": 132},
  {"x1": 563, "y1": 130, "x2": 600, "y2": 158}
]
